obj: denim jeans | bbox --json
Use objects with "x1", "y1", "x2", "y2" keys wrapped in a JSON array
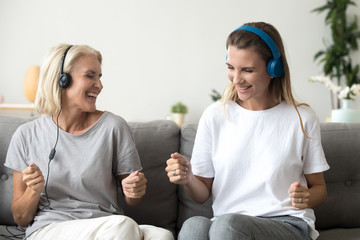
[{"x1": 178, "y1": 214, "x2": 312, "y2": 240}]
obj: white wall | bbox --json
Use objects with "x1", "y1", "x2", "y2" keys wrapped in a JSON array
[{"x1": 1, "y1": 0, "x2": 359, "y2": 123}]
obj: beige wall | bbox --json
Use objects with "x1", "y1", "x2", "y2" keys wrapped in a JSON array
[{"x1": 1, "y1": 0, "x2": 359, "y2": 123}]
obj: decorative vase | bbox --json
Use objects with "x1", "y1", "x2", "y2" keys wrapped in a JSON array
[
  {"x1": 24, "y1": 65, "x2": 40, "y2": 102},
  {"x1": 172, "y1": 113, "x2": 185, "y2": 126},
  {"x1": 331, "y1": 99, "x2": 360, "y2": 123}
]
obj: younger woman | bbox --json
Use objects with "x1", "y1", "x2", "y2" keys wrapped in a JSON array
[{"x1": 166, "y1": 22, "x2": 329, "y2": 240}]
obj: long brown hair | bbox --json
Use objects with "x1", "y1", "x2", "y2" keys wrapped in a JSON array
[{"x1": 221, "y1": 22, "x2": 309, "y2": 136}]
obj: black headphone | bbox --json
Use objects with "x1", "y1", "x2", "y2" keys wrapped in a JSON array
[
  {"x1": 42, "y1": 45, "x2": 75, "y2": 210},
  {"x1": 48, "y1": 45, "x2": 73, "y2": 161},
  {"x1": 59, "y1": 45, "x2": 73, "y2": 89}
]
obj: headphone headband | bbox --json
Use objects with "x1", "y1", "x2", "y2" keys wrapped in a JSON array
[
  {"x1": 234, "y1": 26, "x2": 281, "y2": 59},
  {"x1": 60, "y1": 45, "x2": 73, "y2": 75}
]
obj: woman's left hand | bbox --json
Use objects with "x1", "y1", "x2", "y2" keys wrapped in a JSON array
[
  {"x1": 288, "y1": 182, "x2": 310, "y2": 209},
  {"x1": 121, "y1": 171, "x2": 147, "y2": 200}
]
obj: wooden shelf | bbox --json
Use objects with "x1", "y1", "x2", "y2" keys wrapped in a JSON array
[
  {"x1": 0, "y1": 103, "x2": 39, "y2": 117},
  {"x1": 0, "y1": 103, "x2": 35, "y2": 110}
]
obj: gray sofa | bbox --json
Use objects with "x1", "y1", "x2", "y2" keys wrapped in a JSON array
[{"x1": 0, "y1": 115, "x2": 359, "y2": 240}]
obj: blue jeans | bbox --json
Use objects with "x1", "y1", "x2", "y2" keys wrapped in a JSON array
[{"x1": 178, "y1": 214, "x2": 312, "y2": 240}]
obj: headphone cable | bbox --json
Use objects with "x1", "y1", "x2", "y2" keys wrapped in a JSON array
[{"x1": 41, "y1": 88, "x2": 63, "y2": 210}]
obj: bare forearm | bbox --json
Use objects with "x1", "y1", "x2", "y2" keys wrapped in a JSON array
[
  {"x1": 124, "y1": 195, "x2": 144, "y2": 206},
  {"x1": 166, "y1": 153, "x2": 213, "y2": 204},
  {"x1": 185, "y1": 176, "x2": 211, "y2": 204},
  {"x1": 307, "y1": 184, "x2": 327, "y2": 208},
  {"x1": 12, "y1": 188, "x2": 41, "y2": 227}
]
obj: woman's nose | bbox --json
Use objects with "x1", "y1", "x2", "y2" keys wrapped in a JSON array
[
  {"x1": 232, "y1": 71, "x2": 243, "y2": 84},
  {"x1": 95, "y1": 78, "x2": 103, "y2": 90}
]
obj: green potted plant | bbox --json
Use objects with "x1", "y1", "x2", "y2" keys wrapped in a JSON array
[
  {"x1": 171, "y1": 102, "x2": 188, "y2": 126},
  {"x1": 210, "y1": 89, "x2": 222, "y2": 102},
  {"x1": 310, "y1": 0, "x2": 360, "y2": 111}
]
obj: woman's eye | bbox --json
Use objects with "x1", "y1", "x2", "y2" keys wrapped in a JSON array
[
  {"x1": 87, "y1": 74, "x2": 94, "y2": 79},
  {"x1": 227, "y1": 65, "x2": 234, "y2": 70}
]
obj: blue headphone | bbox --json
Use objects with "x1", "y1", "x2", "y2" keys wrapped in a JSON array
[{"x1": 231, "y1": 26, "x2": 284, "y2": 78}]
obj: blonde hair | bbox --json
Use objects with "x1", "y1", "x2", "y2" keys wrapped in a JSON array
[
  {"x1": 35, "y1": 44, "x2": 102, "y2": 115},
  {"x1": 221, "y1": 22, "x2": 309, "y2": 136}
]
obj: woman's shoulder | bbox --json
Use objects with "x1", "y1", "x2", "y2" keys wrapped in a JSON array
[
  {"x1": 16, "y1": 115, "x2": 51, "y2": 131},
  {"x1": 199, "y1": 101, "x2": 241, "y2": 127},
  {"x1": 203, "y1": 101, "x2": 238, "y2": 116},
  {"x1": 296, "y1": 103, "x2": 319, "y2": 123},
  {"x1": 99, "y1": 111, "x2": 131, "y2": 131},
  {"x1": 9, "y1": 116, "x2": 51, "y2": 144},
  {"x1": 277, "y1": 102, "x2": 318, "y2": 120},
  {"x1": 201, "y1": 101, "x2": 226, "y2": 120},
  {"x1": 102, "y1": 111, "x2": 127, "y2": 123},
  {"x1": 279, "y1": 102, "x2": 320, "y2": 132},
  {"x1": 204, "y1": 101, "x2": 223, "y2": 112}
]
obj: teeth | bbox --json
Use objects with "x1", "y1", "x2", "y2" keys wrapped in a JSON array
[
  {"x1": 238, "y1": 86, "x2": 250, "y2": 90},
  {"x1": 87, "y1": 93, "x2": 98, "y2": 97}
]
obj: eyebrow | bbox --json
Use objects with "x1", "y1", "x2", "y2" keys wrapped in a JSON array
[
  {"x1": 226, "y1": 63, "x2": 255, "y2": 70},
  {"x1": 86, "y1": 70, "x2": 102, "y2": 77}
]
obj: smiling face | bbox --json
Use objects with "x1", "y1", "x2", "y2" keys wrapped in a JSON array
[
  {"x1": 226, "y1": 45, "x2": 276, "y2": 110},
  {"x1": 62, "y1": 54, "x2": 103, "y2": 113}
]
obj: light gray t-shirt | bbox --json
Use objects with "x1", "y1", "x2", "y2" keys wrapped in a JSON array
[{"x1": 5, "y1": 111, "x2": 142, "y2": 238}]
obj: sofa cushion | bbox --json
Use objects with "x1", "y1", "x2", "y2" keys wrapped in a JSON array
[
  {"x1": 177, "y1": 123, "x2": 213, "y2": 231},
  {"x1": 318, "y1": 228, "x2": 360, "y2": 240},
  {"x1": 118, "y1": 120, "x2": 180, "y2": 234},
  {"x1": 314, "y1": 123, "x2": 360, "y2": 229},
  {"x1": 0, "y1": 116, "x2": 37, "y2": 225}
]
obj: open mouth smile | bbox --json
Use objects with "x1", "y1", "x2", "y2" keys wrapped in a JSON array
[
  {"x1": 87, "y1": 92, "x2": 98, "y2": 98},
  {"x1": 237, "y1": 86, "x2": 252, "y2": 91}
]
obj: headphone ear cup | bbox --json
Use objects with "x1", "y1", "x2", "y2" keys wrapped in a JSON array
[
  {"x1": 267, "y1": 58, "x2": 284, "y2": 78},
  {"x1": 59, "y1": 73, "x2": 71, "y2": 88}
]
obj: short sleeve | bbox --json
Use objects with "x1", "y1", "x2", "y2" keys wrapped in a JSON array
[
  {"x1": 191, "y1": 107, "x2": 215, "y2": 178},
  {"x1": 113, "y1": 117, "x2": 142, "y2": 176},
  {"x1": 302, "y1": 115, "x2": 330, "y2": 174},
  {"x1": 4, "y1": 125, "x2": 29, "y2": 172}
]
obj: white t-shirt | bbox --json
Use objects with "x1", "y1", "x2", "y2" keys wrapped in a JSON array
[
  {"x1": 191, "y1": 101, "x2": 329, "y2": 239},
  {"x1": 5, "y1": 111, "x2": 142, "y2": 238}
]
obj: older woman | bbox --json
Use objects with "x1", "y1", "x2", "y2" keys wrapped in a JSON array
[{"x1": 5, "y1": 44, "x2": 173, "y2": 240}]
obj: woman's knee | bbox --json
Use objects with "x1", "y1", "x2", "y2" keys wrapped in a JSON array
[
  {"x1": 209, "y1": 213, "x2": 253, "y2": 238},
  {"x1": 139, "y1": 225, "x2": 174, "y2": 240},
  {"x1": 179, "y1": 216, "x2": 211, "y2": 240},
  {"x1": 99, "y1": 215, "x2": 142, "y2": 239}
]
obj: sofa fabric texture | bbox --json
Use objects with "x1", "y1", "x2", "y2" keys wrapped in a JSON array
[{"x1": 0, "y1": 115, "x2": 359, "y2": 240}]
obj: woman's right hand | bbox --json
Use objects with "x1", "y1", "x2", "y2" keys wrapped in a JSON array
[
  {"x1": 12, "y1": 163, "x2": 45, "y2": 227},
  {"x1": 22, "y1": 163, "x2": 45, "y2": 194},
  {"x1": 165, "y1": 152, "x2": 193, "y2": 185}
]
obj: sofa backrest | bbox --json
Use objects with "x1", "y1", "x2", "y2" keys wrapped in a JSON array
[
  {"x1": 122, "y1": 120, "x2": 180, "y2": 234},
  {"x1": 314, "y1": 122, "x2": 360, "y2": 229},
  {"x1": 0, "y1": 116, "x2": 37, "y2": 225},
  {"x1": 178, "y1": 123, "x2": 213, "y2": 230}
]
